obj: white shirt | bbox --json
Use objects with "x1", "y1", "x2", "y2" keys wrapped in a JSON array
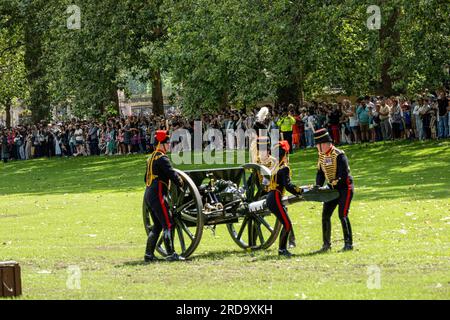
[
  {"x1": 413, "y1": 104, "x2": 421, "y2": 116},
  {"x1": 75, "y1": 129, "x2": 83, "y2": 141}
]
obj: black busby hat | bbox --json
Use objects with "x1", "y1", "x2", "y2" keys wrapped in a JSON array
[{"x1": 314, "y1": 128, "x2": 332, "y2": 145}]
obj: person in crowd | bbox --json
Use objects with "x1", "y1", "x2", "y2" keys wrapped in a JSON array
[
  {"x1": 430, "y1": 109, "x2": 437, "y2": 140},
  {"x1": 303, "y1": 110, "x2": 316, "y2": 148},
  {"x1": 327, "y1": 104, "x2": 342, "y2": 145},
  {"x1": 345, "y1": 101, "x2": 359, "y2": 144},
  {"x1": 402, "y1": 101, "x2": 413, "y2": 140},
  {"x1": 292, "y1": 110, "x2": 301, "y2": 150},
  {"x1": 124, "y1": 119, "x2": 132, "y2": 155},
  {"x1": 88, "y1": 122, "x2": 100, "y2": 156},
  {"x1": 390, "y1": 98, "x2": 404, "y2": 140},
  {"x1": 379, "y1": 99, "x2": 392, "y2": 141},
  {"x1": 1, "y1": 130, "x2": 9, "y2": 163},
  {"x1": 74, "y1": 124, "x2": 84, "y2": 156},
  {"x1": 437, "y1": 90, "x2": 449, "y2": 139},
  {"x1": 413, "y1": 98, "x2": 424, "y2": 140},
  {"x1": 357, "y1": 98, "x2": 370, "y2": 143},
  {"x1": 277, "y1": 109, "x2": 296, "y2": 154},
  {"x1": 420, "y1": 98, "x2": 432, "y2": 140}
]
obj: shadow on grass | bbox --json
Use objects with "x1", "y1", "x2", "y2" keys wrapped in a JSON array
[
  {"x1": 0, "y1": 140, "x2": 449, "y2": 201},
  {"x1": 116, "y1": 249, "x2": 282, "y2": 266}
]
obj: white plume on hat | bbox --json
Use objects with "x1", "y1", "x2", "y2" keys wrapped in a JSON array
[{"x1": 256, "y1": 106, "x2": 269, "y2": 123}]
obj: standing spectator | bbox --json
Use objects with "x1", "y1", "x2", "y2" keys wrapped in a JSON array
[
  {"x1": 413, "y1": 99, "x2": 424, "y2": 140},
  {"x1": 379, "y1": 99, "x2": 392, "y2": 141},
  {"x1": 437, "y1": 90, "x2": 449, "y2": 138},
  {"x1": 430, "y1": 109, "x2": 438, "y2": 140},
  {"x1": 303, "y1": 111, "x2": 316, "y2": 148},
  {"x1": 328, "y1": 104, "x2": 342, "y2": 145},
  {"x1": 357, "y1": 99, "x2": 370, "y2": 143},
  {"x1": 117, "y1": 128, "x2": 125, "y2": 155},
  {"x1": 292, "y1": 110, "x2": 301, "y2": 150},
  {"x1": 297, "y1": 109, "x2": 306, "y2": 148},
  {"x1": 88, "y1": 123, "x2": 100, "y2": 156},
  {"x1": 123, "y1": 119, "x2": 132, "y2": 154},
  {"x1": 390, "y1": 99, "x2": 404, "y2": 140},
  {"x1": 420, "y1": 98, "x2": 432, "y2": 139},
  {"x1": 74, "y1": 124, "x2": 84, "y2": 156},
  {"x1": 54, "y1": 130, "x2": 62, "y2": 157},
  {"x1": 1, "y1": 130, "x2": 9, "y2": 163},
  {"x1": 339, "y1": 105, "x2": 351, "y2": 145},
  {"x1": 14, "y1": 130, "x2": 24, "y2": 160},
  {"x1": 69, "y1": 128, "x2": 77, "y2": 155},
  {"x1": 25, "y1": 132, "x2": 32, "y2": 160},
  {"x1": 345, "y1": 101, "x2": 360, "y2": 144},
  {"x1": 277, "y1": 110, "x2": 296, "y2": 153},
  {"x1": 372, "y1": 103, "x2": 382, "y2": 141},
  {"x1": 402, "y1": 102, "x2": 413, "y2": 140}
]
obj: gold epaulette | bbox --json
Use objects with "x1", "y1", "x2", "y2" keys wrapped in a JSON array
[{"x1": 268, "y1": 161, "x2": 287, "y2": 192}]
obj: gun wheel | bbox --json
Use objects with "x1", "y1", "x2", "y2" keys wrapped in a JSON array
[
  {"x1": 143, "y1": 169, "x2": 204, "y2": 258},
  {"x1": 227, "y1": 164, "x2": 281, "y2": 250}
]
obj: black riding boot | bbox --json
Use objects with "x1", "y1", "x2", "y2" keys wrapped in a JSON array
[
  {"x1": 278, "y1": 229, "x2": 292, "y2": 257},
  {"x1": 144, "y1": 231, "x2": 159, "y2": 262},
  {"x1": 340, "y1": 217, "x2": 353, "y2": 251},
  {"x1": 313, "y1": 218, "x2": 332, "y2": 254},
  {"x1": 322, "y1": 218, "x2": 332, "y2": 250},
  {"x1": 163, "y1": 229, "x2": 185, "y2": 261},
  {"x1": 288, "y1": 230, "x2": 296, "y2": 248}
]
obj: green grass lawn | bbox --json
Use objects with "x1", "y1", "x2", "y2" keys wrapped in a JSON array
[{"x1": 1, "y1": 140, "x2": 449, "y2": 300}]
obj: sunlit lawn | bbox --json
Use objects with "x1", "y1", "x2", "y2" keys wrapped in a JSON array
[{"x1": 0, "y1": 140, "x2": 449, "y2": 299}]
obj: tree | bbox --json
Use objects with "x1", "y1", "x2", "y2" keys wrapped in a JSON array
[{"x1": 0, "y1": 3, "x2": 28, "y2": 127}]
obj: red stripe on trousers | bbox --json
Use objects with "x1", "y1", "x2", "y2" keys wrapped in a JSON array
[
  {"x1": 343, "y1": 177, "x2": 352, "y2": 217},
  {"x1": 158, "y1": 181, "x2": 172, "y2": 230},
  {"x1": 275, "y1": 191, "x2": 291, "y2": 232}
]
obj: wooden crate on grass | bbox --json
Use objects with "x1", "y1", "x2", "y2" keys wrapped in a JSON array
[{"x1": 0, "y1": 261, "x2": 22, "y2": 297}]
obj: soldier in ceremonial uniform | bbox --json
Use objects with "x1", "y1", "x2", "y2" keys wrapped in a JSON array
[
  {"x1": 314, "y1": 128, "x2": 354, "y2": 252},
  {"x1": 252, "y1": 136, "x2": 297, "y2": 248},
  {"x1": 144, "y1": 130, "x2": 185, "y2": 262},
  {"x1": 266, "y1": 141, "x2": 302, "y2": 257}
]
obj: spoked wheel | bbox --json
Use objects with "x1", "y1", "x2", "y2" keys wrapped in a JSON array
[
  {"x1": 227, "y1": 164, "x2": 281, "y2": 250},
  {"x1": 143, "y1": 169, "x2": 204, "y2": 258}
]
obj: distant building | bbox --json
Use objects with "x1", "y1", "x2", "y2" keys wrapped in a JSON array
[
  {"x1": 118, "y1": 90, "x2": 174, "y2": 116},
  {"x1": 0, "y1": 104, "x2": 26, "y2": 127}
]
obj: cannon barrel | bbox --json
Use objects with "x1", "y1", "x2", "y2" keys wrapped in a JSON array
[{"x1": 247, "y1": 187, "x2": 340, "y2": 215}]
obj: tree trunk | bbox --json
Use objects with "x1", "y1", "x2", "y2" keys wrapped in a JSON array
[
  {"x1": 379, "y1": 6, "x2": 401, "y2": 97},
  {"x1": 151, "y1": 69, "x2": 164, "y2": 116},
  {"x1": 5, "y1": 98, "x2": 12, "y2": 128},
  {"x1": 298, "y1": 68, "x2": 305, "y2": 107},
  {"x1": 24, "y1": 2, "x2": 50, "y2": 123},
  {"x1": 276, "y1": 83, "x2": 299, "y2": 108},
  {"x1": 110, "y1": 84, "x2": 120, "y2": 116}
]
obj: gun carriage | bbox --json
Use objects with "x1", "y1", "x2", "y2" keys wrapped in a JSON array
[{"x1": 143, "y1": 164, "x2": 338, "y2": 258}]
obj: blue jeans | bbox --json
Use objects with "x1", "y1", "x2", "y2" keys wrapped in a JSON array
[
  {"x1": 306, "y1": 129, "x2": 314, "y2": 147},
  {"x1": 438, "y1": 115, "x2": 449, "y2": 138},
  {"x1": 415, "y1": 115, "x2": 424, "y2": 140}
]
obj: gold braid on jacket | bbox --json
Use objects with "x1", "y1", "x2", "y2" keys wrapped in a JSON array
[
  {"x1": 145, "y1": 142, "x2": 165, "y2": 187},
  {"x1": 317, "y1": 146, "x2": 345, "y2": 185},
  {"x1": 268, "y1": 158, "x2": 289, "y2": 193}
]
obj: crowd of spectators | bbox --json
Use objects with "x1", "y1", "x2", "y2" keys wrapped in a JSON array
[{"x1": 1, "y1": 90, "x2": 449, "y2": 163}]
